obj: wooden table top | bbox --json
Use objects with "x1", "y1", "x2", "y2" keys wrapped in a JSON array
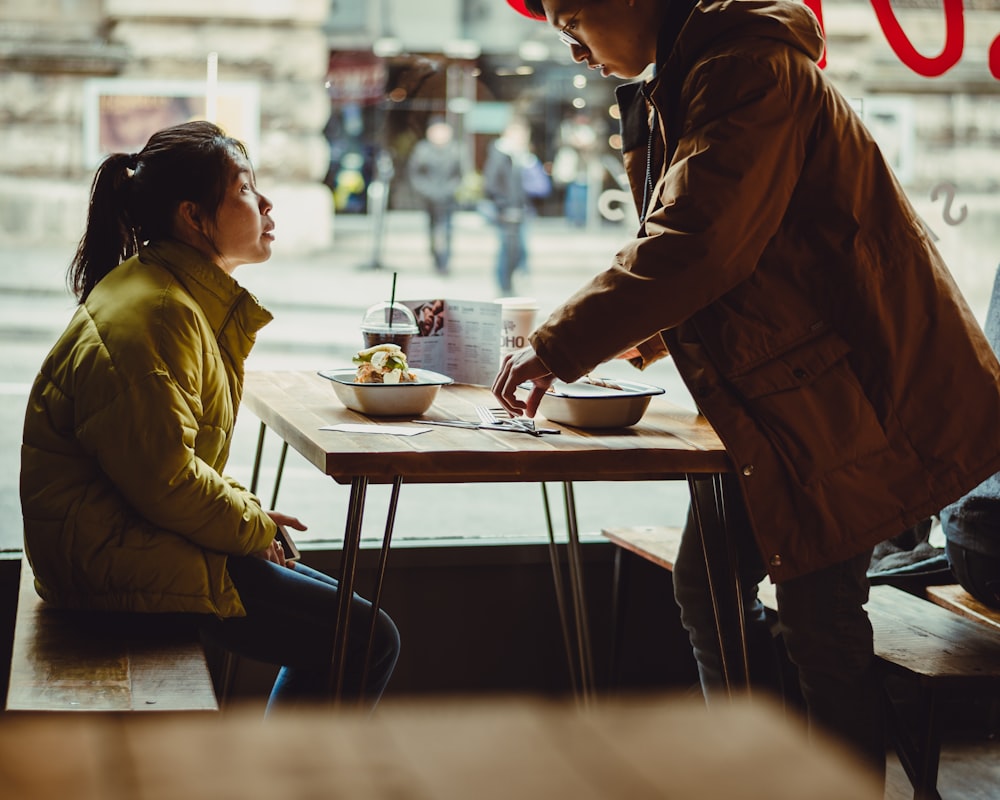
[
  {"x1": 242, "y1": 371, "x2": 730, "y2": 485},
  {"x1": 0, "y1": 695, "x2": 883, "y2": 800}
]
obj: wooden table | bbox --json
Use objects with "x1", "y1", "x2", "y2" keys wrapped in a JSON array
[
  {"x1": 242, "y1": 371, "x2": 738, "y2": 701},
  {"x1": 0, "y1": 694, "x2": 883, "y2": 799}
]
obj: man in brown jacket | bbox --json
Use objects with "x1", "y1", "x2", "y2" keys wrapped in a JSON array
[{"x1": 495, "y1": 0, "x2": 1000, "y2": 773}]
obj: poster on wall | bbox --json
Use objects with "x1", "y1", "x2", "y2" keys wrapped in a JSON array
[{"x1": 82, "y1": 79, "x2": 260, "y2": 168}]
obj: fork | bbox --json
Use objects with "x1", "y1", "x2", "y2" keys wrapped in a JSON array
[
  {"x1": 475, "y1": 405, "x2": 503, "y2": 426},
  {"x1": 476, "y1": 406, "x2": 542, "y2": 435}
]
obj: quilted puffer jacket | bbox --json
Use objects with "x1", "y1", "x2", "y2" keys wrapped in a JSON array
[
  {"x1": 20, "y1": 239, "x2": 275, "y2": 616},
  {"x1": 530, "y1": 0, "x2": 1000, "y2": 582}
]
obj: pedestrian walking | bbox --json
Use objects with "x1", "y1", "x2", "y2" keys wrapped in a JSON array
[
  {"x1": 482, "y1": 117, "x2": 546, "y2": 294},
  {"x1": 407, "y1": 117, "x2": 464, "y2": 274}
]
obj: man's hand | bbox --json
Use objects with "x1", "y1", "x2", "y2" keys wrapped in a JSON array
[{"x1": 492, "y1": 347, "x2": 555, "y2": 417}]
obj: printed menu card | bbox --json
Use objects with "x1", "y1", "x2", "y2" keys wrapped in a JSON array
[{"x1": 401, "y1": 298, "x2": 502, "y2": 386}]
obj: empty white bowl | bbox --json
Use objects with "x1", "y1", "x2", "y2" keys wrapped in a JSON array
[
  {"x1": 318, "y1": 368, "x2": 453, "y2": 417},
  {"x1": 534, "y1": 378, "x2": 665, "y2": 429}
]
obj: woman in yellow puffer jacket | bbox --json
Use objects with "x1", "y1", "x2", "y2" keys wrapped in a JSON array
[{"x1": 20, "y1": 121, "x2": 399, "y2": 710}]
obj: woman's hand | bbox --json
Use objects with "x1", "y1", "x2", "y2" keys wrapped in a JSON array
[
  {"x1": 252, "y1": 510, "x2": 308, "y2": 569},
  {"x1": 267, "y1": 510, "x2": 307, "y2": 533},
  {"x1": 255, "y1": 538, "x2": 289, "y2": 568}
]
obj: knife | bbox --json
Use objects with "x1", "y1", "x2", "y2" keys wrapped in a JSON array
[{"x1": 415, "y1": 420, "x2": 560, "y2": 435}]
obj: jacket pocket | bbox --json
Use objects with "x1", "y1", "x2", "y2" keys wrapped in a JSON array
[{"x1": 726, "y1": 331, "x2": 890, "y2": 486}]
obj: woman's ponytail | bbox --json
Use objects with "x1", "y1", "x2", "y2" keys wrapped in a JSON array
[{"x1": 67, "y1": 152, "x2": 141, "y2": 302}]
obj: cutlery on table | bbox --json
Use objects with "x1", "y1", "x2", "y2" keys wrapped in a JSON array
[
  {"x1": 475, "y1": 406, "x2": 559, "y2": 436},
  {"x1": 412, "y1": 408, "x2": 559, "y2": 435}
]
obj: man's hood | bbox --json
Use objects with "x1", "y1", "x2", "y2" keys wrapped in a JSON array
[{"x1": 670, "y1": 0, "x2": 826, "y2": 73}]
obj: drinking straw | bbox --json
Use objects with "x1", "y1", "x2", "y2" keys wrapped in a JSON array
[{"x1": 388, "y1": 271, "x2": 397, "y2": 328}]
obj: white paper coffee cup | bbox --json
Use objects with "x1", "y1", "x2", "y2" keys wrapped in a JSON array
[{"x1": 498, "y1": 296, "x2": 539, "y2": 362}]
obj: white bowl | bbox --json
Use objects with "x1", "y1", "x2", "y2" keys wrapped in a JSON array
[
  {"x1": 534, "y1": 378, "x2": 665, "y2": 429},
  {"x1": 318, "y1": 368, "x2": 453, "y2": 417}
]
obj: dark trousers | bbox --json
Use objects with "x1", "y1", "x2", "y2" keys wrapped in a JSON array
[
  {"x1": 673, "y1": 483, "x2": 884, "y2": 774},
  {"x1": 198, "y1": 557, "x2": 400, "y2": 712}
]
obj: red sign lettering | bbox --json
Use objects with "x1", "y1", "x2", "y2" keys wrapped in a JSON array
[
  {"x1": 805, "y1": 0, "x2": 999, "y2": 81},
  {"x1": 870, "y1": 0, "x2": 964, "y2": 77}
]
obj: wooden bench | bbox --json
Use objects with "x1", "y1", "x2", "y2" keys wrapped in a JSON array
[
  {"x1": 603, "y1": 525, "x2": 1000, "y2": 800},
  {"x1": 925, "y1": 583, "x2": 1000, "y2": 633},
  {"x1": 6, "y1": 558, "x2": 218, "y2": 713}
]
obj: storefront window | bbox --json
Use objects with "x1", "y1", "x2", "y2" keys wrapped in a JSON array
[{"x1": 1, "y1": 1, "x2": 998, "y2": 551}]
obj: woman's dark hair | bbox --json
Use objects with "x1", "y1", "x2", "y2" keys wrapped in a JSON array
[{"x1": 68, "y1": 120, "x2": 249, "y2": 302}]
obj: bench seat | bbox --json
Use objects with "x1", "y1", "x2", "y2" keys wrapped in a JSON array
[
  {"x1": 6, "y1": 558, "x2": 218, "y2": 713},
  {"x1": 925, "y1": 583, "x2": 1000, "y2": 633}
]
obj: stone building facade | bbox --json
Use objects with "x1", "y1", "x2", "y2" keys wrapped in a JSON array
[
  {"x1": 1, "y1": 0, "x2": 997, "y2": 254},
  {"x1": 0, "y1": 0, "x2": 333, "y2": 251}
]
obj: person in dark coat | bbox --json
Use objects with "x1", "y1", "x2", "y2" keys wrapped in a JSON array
[
  {"x1": 494, "y1": 0, "x2": 1000, "y2": 776},
  {"x1": 482, "y1": 117, "x2": 536, "y2": 294},
  {"x1": 407, "y1": 117, "x2": 464, "y2": 274}
]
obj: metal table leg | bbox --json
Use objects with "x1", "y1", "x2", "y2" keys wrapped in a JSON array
[
  {"x1": 713, "y1": 473, "x2": 752, "y2": 692},
  {"x1": 358, "y1": 476, "x2": 403, "y2": 702},
  {"x1": 687, "y1": 473, "x2": 751, "y2": 696},
  {"x1": 541, "y1": 484, "x2": 581, "y2": 699},
  {"x1": 329, "y1": 475, "x2": 404, "y2": 706},
  {"x1": 540, "y1": 481, "x2": 595, "y2": 704},
  {"x1": 562, "y1": 481, "x2": 596, "y2": 701},
  {"x1": 250, "y1": 420, "x2": 267, "y2": 495},
  {"x1": 249, "y1": 420, "x2": 288, "y2": 509},
  {"x1": 329, "y1": 475, "x2": 368, "y2": 703},
  {"x1": 269, "y1": 441, "x2": 288, "y2": 508}
]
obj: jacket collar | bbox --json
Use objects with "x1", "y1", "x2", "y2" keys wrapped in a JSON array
[
  {"x1": 615, "y1": 0, "x2": 697, "y2": 154},
  {"x1": 139, "y1": 239, "x2": 273, "y2": 361}
]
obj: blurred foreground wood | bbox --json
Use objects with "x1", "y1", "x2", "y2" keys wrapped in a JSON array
[{"x1": 0, "y1": 694, "x2": 882, "y2": 799}]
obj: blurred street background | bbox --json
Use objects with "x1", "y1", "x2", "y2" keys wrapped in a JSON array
[
  {"x1": 4, "y1": 196, "x2": 999, "y2": 554},
  {"x1": 3, "y1": 0, "x2": 999, "y2": 553}
]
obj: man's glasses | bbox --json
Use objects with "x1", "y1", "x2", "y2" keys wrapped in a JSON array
[{"x1": 558, "y1": 8, "x2": 584, "y2": 48}]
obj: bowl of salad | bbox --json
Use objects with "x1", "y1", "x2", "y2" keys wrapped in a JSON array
[{"x1": 318, "y1": 344, "x2": 453, "y2": 417}]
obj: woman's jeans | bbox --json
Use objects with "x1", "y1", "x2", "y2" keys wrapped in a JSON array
[
  {"x1": 198, "y1": 557, "x2": 400, "y2": 713},
  {"x1": 946, "y1": 539, "x2": 1000, "y2": 608},
  {"x1": 672, "y1": 490, "x2": 884, "y2": 772}
]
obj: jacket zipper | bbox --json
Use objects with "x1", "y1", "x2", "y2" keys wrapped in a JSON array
[{"x1": 639, "y1": 87, "x2": 658, "y2": 228}]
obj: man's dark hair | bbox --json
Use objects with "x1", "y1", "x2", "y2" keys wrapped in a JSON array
[{"x1": 523, "y1": 0, "x2": 546, "y2": 19}]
